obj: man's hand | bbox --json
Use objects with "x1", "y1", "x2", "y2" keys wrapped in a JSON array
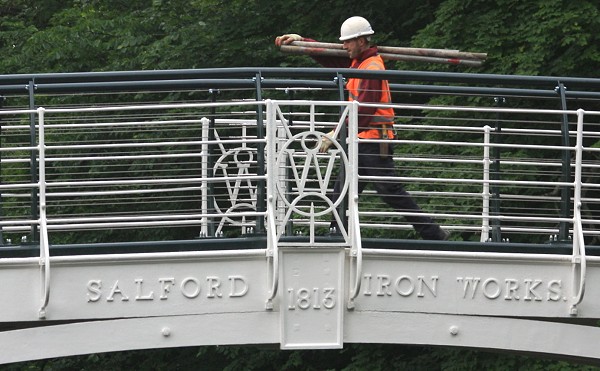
[
  {"x1": 275, "y1": 34, "x2": 302, "y2": 46},
  {"x1": 319, "y1": 130, "x2": 335, "y2": 153}
]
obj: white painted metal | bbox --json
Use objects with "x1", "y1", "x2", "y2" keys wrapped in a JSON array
[
  {"x1": 2, "y1": 99, "x2": 585, "y2": 238},
  {"x1": 570, "y1": 109, "x2": 586, "y2": 315},
  {"x1": 279, "y1": 247, "x2": 345, "y2": 349},
  {"x1": 1, "y1": 100, "x2": 600, "y2": 362},
  {"x1": 269, "y1": 100, "x2": 353, "y2": 243},
  {"x1": 481, "y1": 125, "x2": 491, "y2": 242},
  {"x1": 266, "y1": 99, "x2": 280, "y2": 309},
  {"x1": 200, "y1": 117, "x2": 210, "y2": 237},
  {"x1": 1, "y1": 100, "x2": 595, "y2": 240},
  {"x1": 347, "y1": 101, "x2": 363, "y2": 308},
  {"x1": 0, "y1": 250, "x2": 600, "y2": 363},
  {"x1": 3, "y1": 312, "x2": 600, "y2": 364},
  {"x1": 37, "y1": 107, "x2": 51, "y2": 319}
]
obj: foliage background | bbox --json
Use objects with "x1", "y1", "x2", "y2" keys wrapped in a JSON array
[
  {"x1": 2, "y1": 0, "x2": 599, "y2": 77},
  {"x1": 1, "y1": 0, "x2": 600, "y2": 369}
]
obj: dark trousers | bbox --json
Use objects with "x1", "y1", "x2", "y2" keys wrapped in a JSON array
[{"x1": 330, "y1": 142, "x2": 444, "y2": 240}]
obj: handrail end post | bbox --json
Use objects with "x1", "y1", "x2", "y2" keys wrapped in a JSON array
[{"x1": 569, "y1": 305, "x2": 578, "y2": 317}]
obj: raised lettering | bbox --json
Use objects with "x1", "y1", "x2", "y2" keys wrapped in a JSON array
[
  {"x1": 206, "y1": 276, "x2": 222, "y2": 298},
  {"x1": 323, "y1": 288, "x2": 335, "y2": 309},
  {"x1": 287, "y1": 288, "x2": 295, "y2": 310},
  {"x1": 181, "y1": 277, "x2": 201, "y2": 298},
  {"x1": 524, "y1": 279, "x2": 542, "y2": 301},
  {"x1": 547, "y1": 280, "x2": 562, "y2": 301},
  {"x1": 482, "y1": 278, "x2": 501, "y2": 299},
  {"x1": 376, "y1": 275, "x2": 392, "y2": 296},
  {"x1": 135, "y1": 278, "x2": 154, "y2": 301},
  {"x1": 159, "y1": 278, "x2": 175, "y2": 300},
  {"x1": 417, "y1": 276, "x2": 438, "y2": 298},
  {"x1": 362, "y1": 274, "x2": 373, "y2": 296},
  {"x1": 228, "y1": 275, "x2": 248, "y2": 297},
  {"x1": 87, "y1": 280, "x2": 102, "y2": 302},
  {"x1": 287, "y1": 287, "x2": 336, "y2": 310},
  {"x1": 297, "y1": 288, "x2": 311, "y2": 309},
  {"x1": 504, "y1": 279, "x2": 519, "y2": 300},
  {"x1": 394, "y1": 275, "x2": 414, "y2": 297},
  {"x1": 312, "y1": 288, "x2": 321, "y2": 309},
  {"x1": 107, "y1": 280, "x2": 129, "y2": 302},
  {"x1": 457, "y1": 277, "x2": 480, "y2": 299}
]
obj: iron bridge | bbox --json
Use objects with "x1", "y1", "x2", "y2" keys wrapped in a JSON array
[{"x1": 0, "y1": 68, "x2": 600, "y2": 364}]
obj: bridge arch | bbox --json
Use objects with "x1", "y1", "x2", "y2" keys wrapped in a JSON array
[{"x1": 3, "y1": 311, "x2": 600, "y2": 364}]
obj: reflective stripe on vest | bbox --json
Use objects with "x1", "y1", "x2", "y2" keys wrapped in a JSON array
[{"x1": 347, "y1": 55, "x2": 395, "y2": 139}]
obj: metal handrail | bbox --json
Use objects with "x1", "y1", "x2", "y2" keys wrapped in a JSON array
[
  {"x1": 2, "y1": 67, "x2": 600, "y2": 90},
  {"x1": 3, "y1": 66, "x2": 600, "y2": 324},
  {"x1": 570, "y1": 109, "x2": 587, "y2": 315},
  {"x1": 0, "y1": 98, "x2": 598, "y2": 318},
  {"x1": 265, "y1": 100, "x2": 279, "y2": 309},
  {"x1": 1, "y1": 101, "x2": 596, "y2": 238},
  {"x1": 37, "y1": 107, "x2": 50, "y2": 319},
  {"x1": 481, "y1": 125, "x2": 491, "y2": 242},
  {"x1": 0, "y1": 101, "x2": 592, "y2": 241},
  {"x1": 347, "y1": 101, "x2": 362, "y2": 309}
]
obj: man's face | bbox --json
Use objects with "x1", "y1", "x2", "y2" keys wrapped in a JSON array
[{"x1": 342, "y1": 38, "x2": 366, "y2": 59}]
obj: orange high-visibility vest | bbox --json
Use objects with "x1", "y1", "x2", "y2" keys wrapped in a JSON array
[{"x1": 347, "y1": 55, "x2": 395, "y2": 139}]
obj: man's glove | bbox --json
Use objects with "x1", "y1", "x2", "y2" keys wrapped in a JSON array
[
  {"x1": 319, "y1": 130, "x2": 335, "y2": 153},
  {"x1": 275, "y1": 34, "x2": 302, "y2": 46}
]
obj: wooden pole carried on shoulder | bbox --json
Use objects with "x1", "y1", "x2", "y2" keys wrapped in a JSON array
[{"x1": 280, "y1": 41, "x2": 487, "y2": 67}]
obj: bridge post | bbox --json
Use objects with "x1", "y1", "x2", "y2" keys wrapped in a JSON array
[
  {"x1": 283, "y1": 88, "x2": 295, "y2": 237},
  {"x1": 27, "y1": 80, "x2": 38, "y2": 243},
  {"x1": 0, "y1": 94, "x2": 3, "y2": 244},
  {"x1": 254, "y1": 73, "x2": 266, "y2": 235},
  {"x1": 491, "y1": 97, "x2": 504, "y2": 242},
  {"x1": 556, "y1": 82, "x2": 572, "y2": 242},
  {"x1": 334, "y1": 73, "x2": 348, "y2": 233},
  {"x1": 264, "y1": 98, "x2": 356, "y2": 347},
  {"x1": 204, "y1": 89, "x2": 219, "y2": 238}
]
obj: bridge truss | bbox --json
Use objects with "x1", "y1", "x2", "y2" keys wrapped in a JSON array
[{"x1": 0, "y1": 68, "x2": 600, "y2": 363}]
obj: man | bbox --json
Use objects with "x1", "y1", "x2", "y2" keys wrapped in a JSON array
[{"x1": 275, "y1": 16, "x2": 449, "y2": 240}]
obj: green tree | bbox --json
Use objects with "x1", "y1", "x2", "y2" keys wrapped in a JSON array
[{"x1": 411, "y1": 0, "x2": 600, "y2": 77}]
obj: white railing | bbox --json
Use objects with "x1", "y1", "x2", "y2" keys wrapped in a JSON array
[
  {"x1": 1, "y1": 99, "x2": 598, "y2": 318},
  {"x1": 0, "y1": 101, "x2": 596, "y2": 246},
  {"x1": 570, "y1": 109, "x2": 587, "y2": 314}
]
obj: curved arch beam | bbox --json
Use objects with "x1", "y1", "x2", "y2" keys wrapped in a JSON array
[{"x1": 1, "y1": 312, "x2": 600, "y2": 364}]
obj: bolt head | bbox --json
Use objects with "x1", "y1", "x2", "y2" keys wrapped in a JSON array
[{"x1": 449, "y1": 326, "x2": 459, "y2": 336}]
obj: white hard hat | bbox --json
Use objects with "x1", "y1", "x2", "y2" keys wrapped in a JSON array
[{"x1": 339, "y1": 16, "x2": 374, "y2": 41}]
